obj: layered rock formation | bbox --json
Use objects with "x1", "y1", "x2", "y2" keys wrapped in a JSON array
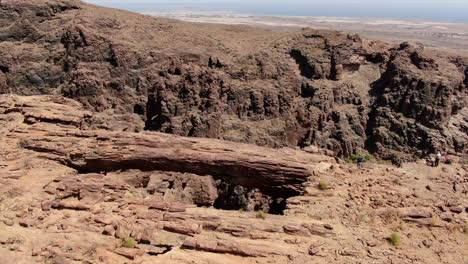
[
  {"x1": 0, "y1": 0, "x2": 466, "y2": 163},
  {"x1": 0, "y1": 94, "x2": 335, "y2": 208},
  {"x1": 4, "y1": 95, "x2": 333, "y2": 197}
]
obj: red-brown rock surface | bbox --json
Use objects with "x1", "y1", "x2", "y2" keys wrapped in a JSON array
[
  {"x1": 0, "y1": 0, "x2": 467, "y2": 263},
  {"x1": 0, "y1": 94, "x2": 466, "y2": 264},
  {"x1": 2, "y1": 95, "x2": 334, "y2": 197}
]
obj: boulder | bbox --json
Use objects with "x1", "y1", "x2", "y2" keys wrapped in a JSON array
[
  {"x1": 113, "y1": 248, "x2": 145, "y2": 260},
  {"x1": 182, "y1": 237, "x2": 269, "y2": 257},
  {"x1": 398, "y1": 207, "x2": 432, "y2": 219}
]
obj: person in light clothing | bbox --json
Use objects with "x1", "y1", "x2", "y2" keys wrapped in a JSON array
[{"x1": 434, "y1": 152, "x2": 442, "y2": 167}]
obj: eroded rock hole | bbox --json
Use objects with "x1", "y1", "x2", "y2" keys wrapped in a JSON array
[
  {"x1": 137, "y1": 240, "x2": 173, "y2": 256},
  {"x1": 269, "y1": 198, "x2": 287, "y2": 215},
  {"x1": 213, "y1": 180, "x2": 286, "y2": 215},
  {"x1": 139, "y1": 239, "x2": 151, "y2": 245},
  {"x1": 134, "y1": 104, "x2": 145, "y2": 115},
  {"x1": 290, "y1": 49, "x2": 315, "y2": 79},
  {"x1": 147, "y1": 245, "x2": 173, "y2": 255},
  {"x1": 108, "y1": 171, "x2": 289, "y2": 215},
  {"x1": 0, "y1": 65, "x2": 9, "y2": 73},
  {"x1": 300, "y1": 82, "x2": 315, "y2": 98}
]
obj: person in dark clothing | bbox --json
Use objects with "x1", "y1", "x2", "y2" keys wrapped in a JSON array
[
  {"x1": 434, "y1": 152, "x2": 442, "y2": 167},
  {"x1": 357, "y1": 156, "x2": 364, "y2": 169}
]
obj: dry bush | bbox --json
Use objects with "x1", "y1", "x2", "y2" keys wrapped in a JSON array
[
  {"x1": 256, "y1": 210, "x2": 266, "y2": 219},
  {"x1": 123, "y1": 237, "x2": 136, "y2": 248},
  {"x1": 317, "y1": 180, "x2": 329, "y2": 190},
  {"x1": 389, "y1": 232, "x2": 401, "y2": 246}
]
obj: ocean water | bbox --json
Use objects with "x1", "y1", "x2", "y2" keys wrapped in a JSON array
[{"x1": 85, "y1": 1, "x2": 468, "y2": 22}]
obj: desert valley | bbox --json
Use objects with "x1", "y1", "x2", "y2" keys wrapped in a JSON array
[{"x1": 0, "y1": 0, "x2": 466, "y2": 263}]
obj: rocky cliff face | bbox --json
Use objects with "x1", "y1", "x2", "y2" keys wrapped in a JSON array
[
  {"x1": 0, "y1": 0, "x2": 466, "y2": 162},
  {"x1": 367, "y1": 44, "x2": 468, "y2": 162}
]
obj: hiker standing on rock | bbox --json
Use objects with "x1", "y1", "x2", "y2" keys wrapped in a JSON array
[
  {"x1": 434, "y1": 152, "x2": 442, "y2": 167},
  {"x1": 357, "y1": 156, "x2": 364, "y2": 169}
]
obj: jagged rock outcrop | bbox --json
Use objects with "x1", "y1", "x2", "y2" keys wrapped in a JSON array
[
  {"x1": 366, "y1": 43, "x2": 468, "y2": 162},
  {"x1": 22, "y1": 129, "x2": 331, "y2": 197},
  {"x1": 0, "y1": 0, "x2": 466, "y2": 162}
]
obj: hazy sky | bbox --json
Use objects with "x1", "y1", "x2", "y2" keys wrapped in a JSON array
[{"x1": 84, "y1": 0, "x2": 468, "y2": 22}]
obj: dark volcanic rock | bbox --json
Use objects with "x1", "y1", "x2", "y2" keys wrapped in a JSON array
[
  {"x1": 0, "y1": 0, "x2": 466, "y2": 161},
  {"x1": 366, "y1": 44, "x2": 467, "y2": 162}
]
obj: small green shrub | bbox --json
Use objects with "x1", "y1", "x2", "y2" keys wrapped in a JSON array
[
  {"x1": 317, "y1": 180, "x2": 329, "y2": 190},
  {"x1": 389, "y1": 232, "x2": 401, "y2": 246},
  {"x1": 122, "y1": 237, "x2": 136, "y2": 248},
  {"x1": 256, "y1": 210, "x2": 266, "y2": 219},
  {"x1": 348, "y1": 153, "x2": 373, "y2": 163},
  {"x1": 396, "y1": 136, "x2": 405, "y2": 144},
  {"x1": 349, "y1": 153, "x2": 360, "y2": 163}
]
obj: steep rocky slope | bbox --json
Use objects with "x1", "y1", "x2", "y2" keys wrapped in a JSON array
[
  {"x1": 0, "y1": 95, "x2": 467, "y2": 264},
  {"x1": 0, "y1": 0, "x2": 466, "y2": 162}
]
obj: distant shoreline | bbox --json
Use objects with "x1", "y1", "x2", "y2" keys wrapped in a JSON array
[
  {"x1": 142, "y1": 10, "x2": 468, "y2": 50},
  {"x1": 143, "y1": 10, "x2": 468, "y2": 25},
  {"x1": 82, "y1": 1, "x2": 468, "y2": 23}
]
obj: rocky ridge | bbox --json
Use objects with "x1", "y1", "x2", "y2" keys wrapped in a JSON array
[
  {"x1": 0, "y1": 0, "x2": 467, "y2": 263},
  {"x1": 0, "y1": 0, "x2": 466, "y2": 163}
]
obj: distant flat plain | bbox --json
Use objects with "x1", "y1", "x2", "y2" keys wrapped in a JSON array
[{"x1": 143, "y1": 10, "x2": 468, "y2": 51}]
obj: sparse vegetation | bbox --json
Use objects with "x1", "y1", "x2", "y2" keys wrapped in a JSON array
[
  {"x1": 389, "y1": 232, "x2": 401, "y2": 246},
  {"x1": 122, "y1": 237, "x2": 136, "y2": 248},
  {"x1": 256, "y1": 210, "x2": 266, "y2": 219},
  {"x1": 397, "y1": 136, "x2": 405, "y2": 144},
  {"x1": 13, "y1": 237, "x2": 25, "y2": 245},
  {"x1": 17, "y1": 139, "x2": 27, "y2": 148},
  {"x1": 364, "y1": 154, "x2": 373, "y2": 162},
  {"x1": 376, "y1": 159, "x2": 394, "y2": 165},
  {"x1": 380, "y1": 208, "x2": 400, "y2": 224},
  {"x1": 22, "y1": 158, "x2": 34, "y2": 169},
  {"x1": 362, "y1": 214, "x2": 376, "y2": 225},
  {"x1": 346, "y1": 153, "x2": 373, "y2": 163},
  {"x1": 64, "y1": 245, "x2": 73, "y2": 252},
  {"x1": 84, "y1": 244, "x2": 97, "y2": 257},
  {"x1": 317, "y1": 180, "x2": 329, "y2": 190}
]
